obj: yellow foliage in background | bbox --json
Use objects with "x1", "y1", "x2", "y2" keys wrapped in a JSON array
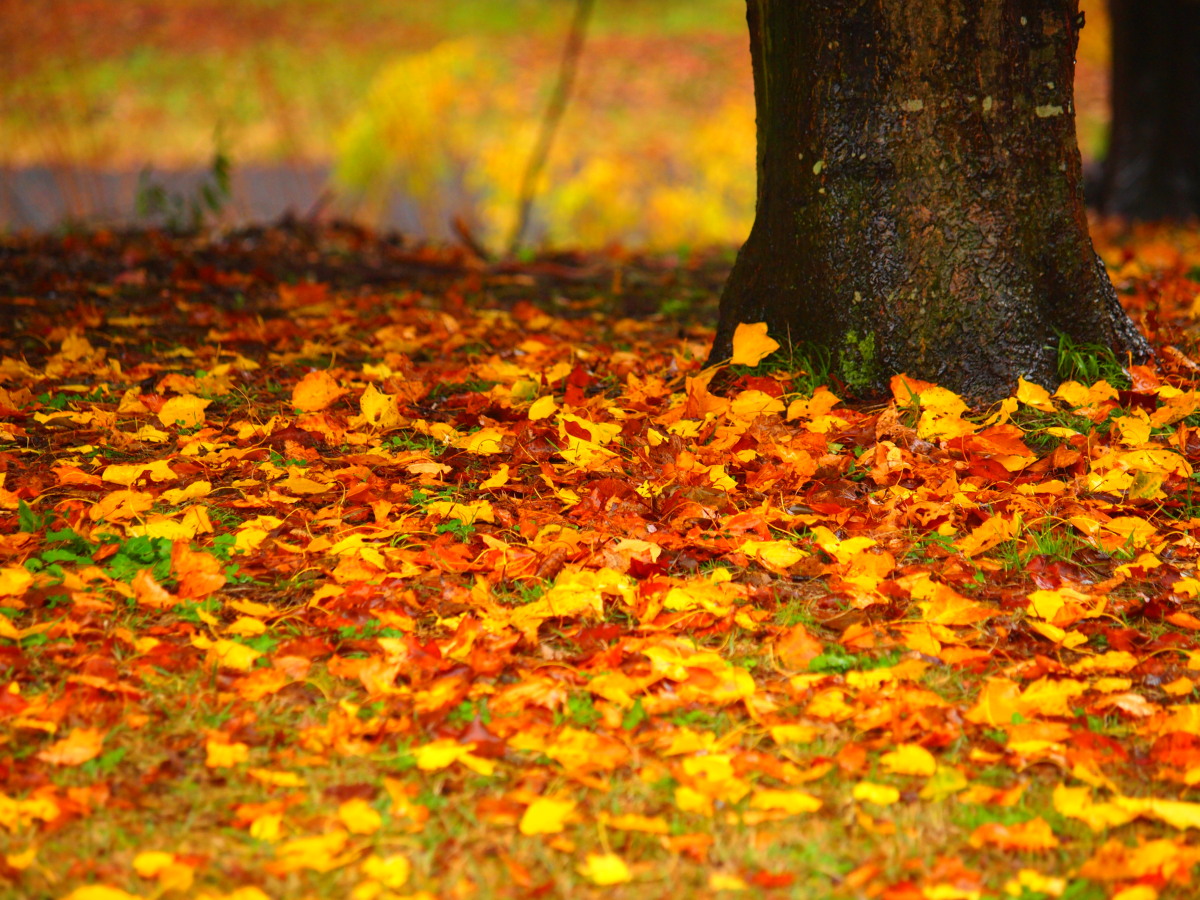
[
  {"x1": 335, "y1": 40, "x2": 755, "y2": 250},
  {"x1": 334, "y1": 40, "x2": 513, "y2": 235}
]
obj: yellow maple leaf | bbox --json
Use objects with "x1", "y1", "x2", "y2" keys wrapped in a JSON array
[
  {"x1": 806, "y1": 687, "x2": 855, "y2": 721},
  {"x1": 772, "y1": 622, "x2": 824, "y2": 671},
  {"x1": 1118, "y1": 796, "x2": 1200, "y2": 830},
  {"x1": 414, "y1": 739, "x2": 469, "y2": 770},
  {"x1": 1058, "y1": 378, "x2": 1119, "y2": 409},
  {"x1": 278, "y1": 472, "x2": 332, "y2": 495},
  {"x1": 969, "y1": 817, "x2": 1058, "y2": 850},
  {"x1": 908, "y1": 575, "x2": 996, "y2": 625},
  {"x1": 506, "y1": 568, "x2": 633, "y2": 643},
  {"x1": 1052, "y1": 784, "x2": 1137, "y2": 830},
  {"x1": 920, "y1": 765, "x2": 969, "y2": 800},
  {"x1": 132, "y1": 852, "x2": 193, "y2": 891},
  {"x1": 1026, "y1": 620, "x2": 1088, "y2": 649},
  {"x1": 192, "y1": 637, "x2": 262, "y2": 672},
  {"x1": 205, "y1": 735, "x2": 249, "y2": 768},
  {"x1": 215, "y1": 888, "x2": 273, "y2": 900},
  {"x1": 559, "y1": 434, "x2": 619, "y2": 467},
  {"x1": 271, "y1": 831, "x2": 350, "y2": 873},
  {"x1": 729, "y1": 389, "x2": 785, "y2": 419},
  {"x1": 361, "y1": 854, "x2": 412, "y2": 889},
  {"x1": 1118, "y1": 448, "x2": 1190, "y2": 478},
  {"x1": 234, "y1": 515, "x2": 283, "y2": 552},
  {"x1": 1151, "y1": 389, "x2": 1200, "y2": 426},
  {"x1": 132, "y1": 851, "x2": 175, "y2": 877},
  {"x1": 129, "y1": 515, "x2": 197, "y2": 542},
  {"x1": 1099, "y1": 516, "x2": 1159, "y2": 550},
  {"x1": 1004, "y1": 870, "x2": 1067, "y2": 899},
  {"x1": 1159, "y1": 704, "x2": 1200, "y2": 736},
  {"x1": 480, "y1": 464, "x2": 510, "y2": 490},
  {"x1": 730, "y1": 322, "x2": 780, "y2": 367},
  {"x1": 291, "y1": 370, "x2": 345, "y2": 412},
  {"x1": 982, "y1": 395, "x2": 1018, "y2": 426},
  {"x1": 357, "y1": 383, "x2": 403, "y2": 430},
  {"x1": 424, "y1": 500, "x2": 495, "y2": 525},
  {"x1": 787, "y1": 385, "x2": 842, "y2": 421},
  {"x1": 953, "y1": 515, "x2": 1018, "y2": 558},
  {"x1": 597, "y1": 812, "x2": 671, "y2": 834},
  {"x1": 249, "y1": 812, "x2": 283, "y2": 842},
  {"x1": 682, "y1": 752, "x2": 736, "y2": 781},
  {"x1": 528, "y1": 395, "x2": 557, "y2": 420},
  {"x1": 964, "y1": 678, "x2": 1023, "y2": 726},
  {"x1": 0, "y1": 566, "x2": 32, "y2": 598},
  {"x1": 37, "y1": 727, "x2": 104, "y2": 766},
  {"x1": 102, "y1": 460, "x2": 178, "y2": 486},
  {"x1": 456, "y1": 426, "x2": 508, "y2": 455},
  {"x1": 157, "y1": 394, "x2": 210, "y2": 428},
  {"x1": 740, "y1": 539, "x2": 806, "y2": 573},
  {"x1": 338, "y1": 798, "x2": 383, "y2": 835},
  {"x1": 58, "y1": 331, "x2": 96, "y2": 360},
  {"x1": 1114, "y1": 409, "x2": 1152, "y2": 446},
  {"x1": 226, "y1": 616, "x2": 266, "y2": 638},
  {"x1": 544, "y1": 727, "x2": 630, "y2": 773},
  {"x1": 879, "y1": 743, "x2": 937, "y2": 777},
  {"x1": 59, "y1": 887, "x2": 143, "y2": 900},
  {"x1": 809, "y1": 525, "x2": 876, "y2": 563},
  {"x1": 915, "y1": 385, "x2": 976, "y2": 440},
  {"x1": 769, "y1": 724, "x2": 819, "y2": 745},
  {"x1": 246, "y1": 768, "x2": 305, "y2": 788},
  {"x1": 1027, "y1": 587, "x2": 1104, "y2": 627},
  {"x1": 1015, "y1": 377, "x2": 1055, "y2": 411},
  {"x1": 413, "y1": 739, "x2": 495, "y2": 775},
  {"x1": 853, "y1": 782, "x2": 900, "y2": 805},
  {"x1": 4, "y1": 845, "x2": 35, "y2": 871},
  {"x1": 1163, "y1": 676, "x2": 1195, "y2": 696},
  {"x1": 577, "y1": 853, "x2": 632, "y2": 885},
  {"x1": 89, "y1": 489, "x2": 155, "y2": 522},
  {"x1": 1114, "y1": 551, "x2": 1161, "y2": 577},
  {"x1": 160, "y1": 481, "x2": 212, "y2": 504},
  {"x1": 1111, "y1": 887, "x2": 1159, "y2": 900},
  {"x1": 229, "y1": 599, "x2": 286, "y2": 621},
  {"x1": 709, "y1": 872, "x2": 750, "y2": 891},
  {"x1": 748, "y1": 789, "x2": 822, "y2": 815},
  {"x1": 519, "y1": 796, "x2": 577, "y2": 835}
]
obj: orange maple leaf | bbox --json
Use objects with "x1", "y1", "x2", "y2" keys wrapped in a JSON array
[{"x1": 37, "y1": 728, "x2": 105, "y2": 766}]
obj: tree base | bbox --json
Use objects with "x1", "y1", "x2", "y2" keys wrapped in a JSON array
[{"x1": 709, "y1": 0, "x2": 1150, "y2": 402}]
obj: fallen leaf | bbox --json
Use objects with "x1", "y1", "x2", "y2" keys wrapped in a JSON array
[
  {"x1": 291, "y1": 370, "x2": 345, "y2": 412},
  {"x1": 577, "y1": 853, "x2": 632, "y2": 885},
  {"x1": 519, "y1": 796, "x2": 576, "y2": 835},
  {"x1": 37, "y1": 728, "x2": 104, "y2": 766},
  {"x1": 730, "y1": 322, "x2": 780, "y2": 367}
]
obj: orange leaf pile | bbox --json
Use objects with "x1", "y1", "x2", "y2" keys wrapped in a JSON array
[{"x1": 4, "y1": 220, "x2": 1200, "y2": 897}]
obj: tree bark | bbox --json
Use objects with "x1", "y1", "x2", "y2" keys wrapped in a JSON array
[
  {"x1": 709, "y1": 0, "x2": 1148, "y2": 401},
  {"x1": 1099, "y1": 0, "x2": 1200, "y2": 220}
]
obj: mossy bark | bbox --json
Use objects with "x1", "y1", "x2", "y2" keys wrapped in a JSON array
[
  {"x1": 709, "y1": 0, "x2": 1149, "y2": 401},
  {"x1": 1099, "y1": 0, "x2": 1200, "y2": 220}
]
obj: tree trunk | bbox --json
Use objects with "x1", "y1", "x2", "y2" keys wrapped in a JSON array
[
  {"x1": 709, "y1": 0, "x2": 1148, "y2": 401},
  {"x1": 1099, "y1": 0, "x2": 1200, "y2": 220}
]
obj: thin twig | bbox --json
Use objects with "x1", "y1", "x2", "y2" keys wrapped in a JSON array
[{"x1": 505, "y1": 0, "x2": 595, "y2": 258}]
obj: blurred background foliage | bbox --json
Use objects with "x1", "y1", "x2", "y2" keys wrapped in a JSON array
[{"x1": 0, "y1": 0, "x2": 1111, "y2": 250}]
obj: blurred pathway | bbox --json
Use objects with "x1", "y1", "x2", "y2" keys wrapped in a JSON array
[{"x1": 0, "y1": 163, "x2": 435, "y2": 235}]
